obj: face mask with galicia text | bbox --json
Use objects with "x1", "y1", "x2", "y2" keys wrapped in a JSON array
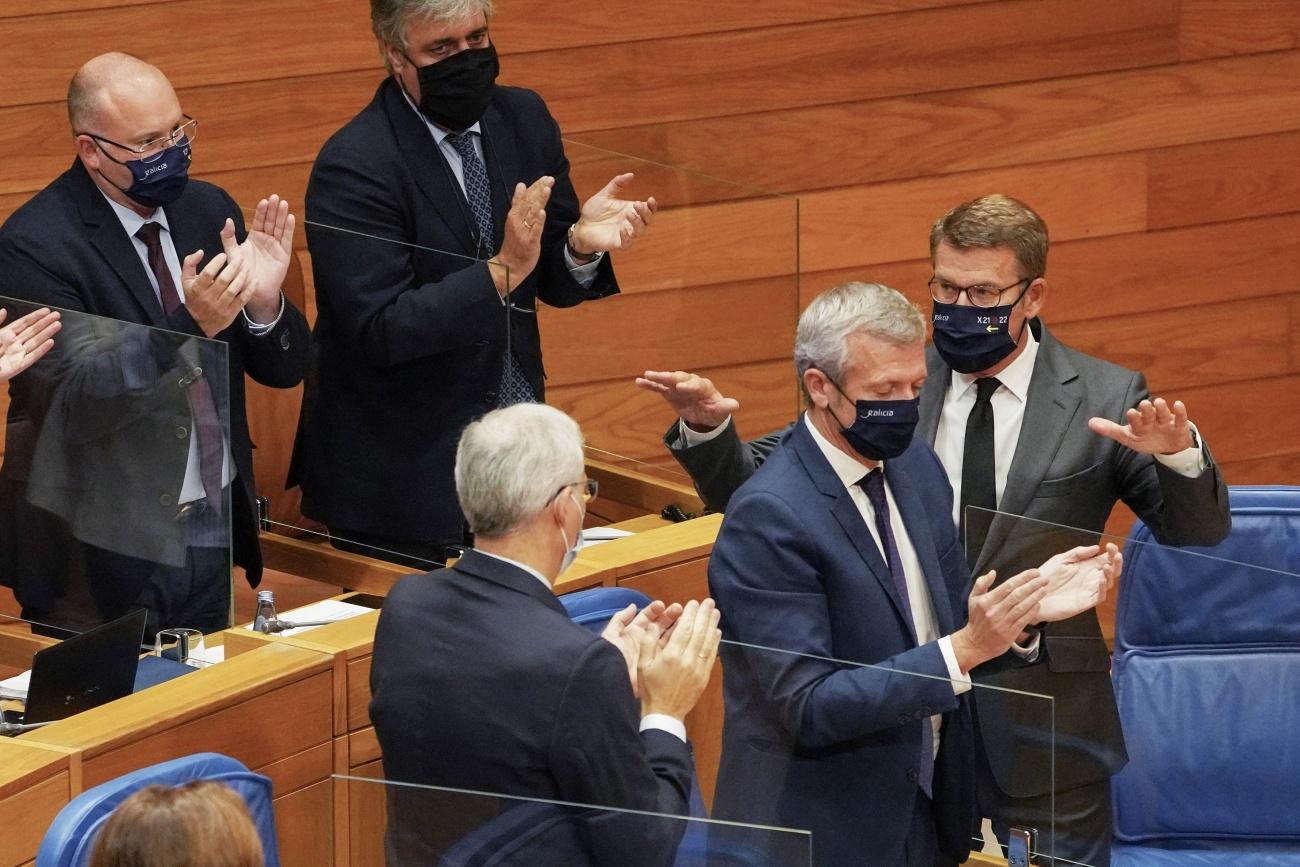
[
  {"x1": 930, "y1": 285, "x2": 1031, "y2": 374},
  {"x1": 825, "y1": 375, "x2": 920, "y2": 461},
  {"x1": 406, "y1": 44, "x2": 500, "y2": 132},
  {"x1": 103, "y1": 140, "x2": 192, "y2": 209}
]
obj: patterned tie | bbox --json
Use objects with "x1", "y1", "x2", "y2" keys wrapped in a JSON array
[
  {"x1": 960, "y1": 376, "x2": 1001, "y2": 569},
  {"x1": 444, "y1": 132, "x2": 535, "y2": 406},
  {"x1": 135, "y1": 221, "x2": 224, "y2": 512},
  {"x1": 859, "y1": 468, "x2": 935, "y2": 796}
]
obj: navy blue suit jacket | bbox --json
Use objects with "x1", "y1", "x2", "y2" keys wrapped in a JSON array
[
  {"x1": 708, "y1": 418, "x2": 976, "y2": 866},
  {"x1": 370, "y1": 550, "x2": 692, "y2": 866},
  {"x1": 290, "y1": 79, "x2": 618, "y2": 546}
]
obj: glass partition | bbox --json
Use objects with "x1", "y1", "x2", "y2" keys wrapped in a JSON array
[
  {"x1": 962, "y1": 503, "x2": 1300, "y2": 866},
  {"x1": 339, "y1": 774, "x2": 812, "y2": 867},
  {"x1": 0, "y1": 297, "x2": 232, "y2": 640}
]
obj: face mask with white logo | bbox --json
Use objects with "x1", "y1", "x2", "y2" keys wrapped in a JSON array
[
  {"x1": 822, "y1": 372, "x2": 920, "y2": 461},
  {"x1": 102, "y1": 139, "x2": 193, "y2": 210}
]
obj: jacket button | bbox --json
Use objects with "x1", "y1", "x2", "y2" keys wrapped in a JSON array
[
  {"x1": 175, "y1": 426, "x2": 189, "y2": 439},
  {"x1": 897, "y1": 714, "x2": 909, "y2": 726},
  {"x1": 159, "y1": 493, "x2": 174, "y2": 507},
  {"x1": 280, "y1": 332, "x2": 290, "y2": 350},
  {"x1": 906, "y1": 768, "x2": 919, "y2": 783},
  {"x1": 485, "y1": 391, "x2": 497, "y2": 403}
]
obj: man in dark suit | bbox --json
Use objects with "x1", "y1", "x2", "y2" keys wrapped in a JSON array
[
  {"x1": 370, "y1": 402, "x2": 720, "y2": 866},
  {"x1": 708, "y1": 281, "x2": 1121, "y2": 867},
  {"x1": 0, "y1": 53, "x2": 310, "y2": 635},
  {"x1": 644, "y1": 196, "x2": 1231, "y2": 864},
  {"x1": 288, "y1": 0, "x2": 656, "y2": 566}
]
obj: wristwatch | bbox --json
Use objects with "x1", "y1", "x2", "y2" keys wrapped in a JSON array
[{"x1": 567, "y1": 224, "x2": 603, "y2": 265}]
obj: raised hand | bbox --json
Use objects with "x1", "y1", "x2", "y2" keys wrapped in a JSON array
[
  {"x1": 570, "y1": 173, "x2": 656, "y2": 255},
  {"x1": 490, "y1": 177, "x2": 553, "y2": 295},
  {"x1": 1088, "y1": 397, "x2": 1196, "y2": 455},
  {"x1": 635, "y1": 370, "x2": 740, "y2": 432},
  {"x1": 0, "y1": 307, "x2": 61, "y2": 381},
  {"x1": 1036, "y1": 542, "x2": 1121, "y2": 622},
  {"x1": 181, "y1": 249, "x2": 253, "y2": 337},
  {"x1": 219, "y1": 194, "x2": 295, "y2": 324}
]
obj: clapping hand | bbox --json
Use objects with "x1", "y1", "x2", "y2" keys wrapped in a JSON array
[
  {"x1": 635, "y1": 370, "x2": 740, "y2": 432},
  {"x1": 219, "y1": 194, "x2": 294, "y2": 324},
  {"x1": 490, "y1": 177, "x2": 553, "y2": 295},
  {"x1": 569, "y1": 173, "x2": 656, "y2": 255},
  {"x1": 601, "y1": 600, "x2": 684, "y2": 697},
  {"x1": 1036, "y1": 542, "x2": 1122, "y2": 622},
  {"x1": 0, "y1": 307, "x2": 60, "y2": 381}
]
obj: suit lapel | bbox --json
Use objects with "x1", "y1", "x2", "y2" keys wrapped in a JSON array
[
  {"x1": 975, "y1": 324, "x2": 1082, "y2": 574},
  {"x1": 790, "y1": 420, "x2": 916, "y2": 636},
  {"x1": 919, "y1": 353, "x2": 947, "y2": 445},
  {"x1": 380, "y1": 80, "x2": 479, "y2": 254},
  {"x1": 68, "y1": 162, "x2": 167, "y2": 327},
  {"x1": 887, "y1": 460, "x2": 957, "y2": 633}
]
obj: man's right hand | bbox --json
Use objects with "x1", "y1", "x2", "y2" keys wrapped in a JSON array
[
  {"x1": 635, "y1": 370, "x2": 740, "y2": 432},
  {"x1": 489, "y1": 177, "x2": 553, "y2": 297},
  {"x1": 181, "y1": 250, "x2": 254, "y2": 337},
  {"x1": 637, "y1": 599, "x2": 722, "y2": 721},
  {"x1": 950, "y1": 569, "x2": 1048, "y2": 673}
]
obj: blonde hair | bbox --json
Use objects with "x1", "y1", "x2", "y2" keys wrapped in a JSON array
[{"x1": 87, "y1": 781, "x2": 264, "y2": 867}]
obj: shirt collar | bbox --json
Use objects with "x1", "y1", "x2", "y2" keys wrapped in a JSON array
[
  {"x1": 804, "y1": 410, "x2": 879, "y2": 491},
  {"x1": 948, "y1": 325, "x2": 1039, "y2": 404},
  {"x1": 399, "y1": 83, "x2": 482, "y2": 145},
  {"x1": 474, "y1": 549, "x2": 551, "y2": 590},
  {"x1": 99, "y1": 188, "x2": 169, "y2": 239}
]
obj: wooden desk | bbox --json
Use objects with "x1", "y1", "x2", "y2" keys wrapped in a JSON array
[{"x1": 0, "y1": 740, "x2": 74, "y2": 867}]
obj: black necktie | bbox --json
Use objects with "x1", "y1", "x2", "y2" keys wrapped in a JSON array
[
  {"x1": 859, "y1": 468, "x2": 934, "y2": 796},
  {"x1": 135, "y1": 222, "x2": 224, "y2": 512},
  {"x1": 960, "y1": 377, "x2": 1001, "y2": 569}
]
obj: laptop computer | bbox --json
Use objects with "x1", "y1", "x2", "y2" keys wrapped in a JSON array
[{"x1": 6, "y1": 608, "x2": 147, "y2": 725}]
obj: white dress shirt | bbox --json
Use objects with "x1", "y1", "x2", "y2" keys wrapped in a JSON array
[
  {"x1": 804, "y1": 413, "x2": 971, "y2": 757},
  {"x1": 475, "y1": 549, "x2": 687, "y2": 743}
]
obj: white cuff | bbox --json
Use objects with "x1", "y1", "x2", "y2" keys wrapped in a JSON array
[
  {"x1": 677, "y1": 417, "x2": 732, "y2": 447},
  {"x1": 640, "y1": 713, "x2": 687, "y2": 743},
  {"x1": 1153, "y1": 422, "x2": 1207, "y2": 478},
  {"x1": 1011, "y1": 630, "x2": 1042, "y2": 662},
  {"x1": 938, "y1": 636, "x2": 973, "y2": 695},
  {"x1": 242, "y1": 293, "x2": 285, "y2": 334}
]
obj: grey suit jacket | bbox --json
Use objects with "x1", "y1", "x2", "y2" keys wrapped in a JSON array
[{"x1": 666, "y1": 320, "x2": 1231, "y2": 796}]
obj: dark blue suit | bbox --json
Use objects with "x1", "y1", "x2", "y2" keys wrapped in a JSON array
[{"x1": 708, "y1": 418, "x2": 976, "y2": 866}]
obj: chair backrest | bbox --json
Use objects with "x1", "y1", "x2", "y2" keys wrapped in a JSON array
[
  {"x1": 1111, "y1": 486, "x2": 1300, "y2": 853},
  {"x1": 36, "y1": 752, "x2": 279, "y2": 867},
  {"x1": 559, "y1": 586, "x2": 653, "y2": 634}
]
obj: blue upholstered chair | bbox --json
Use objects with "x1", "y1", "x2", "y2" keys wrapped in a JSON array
[
  {"x1": 559, "y1": 585, "x2": 655, "y2": 633},
  {"x1": 36, "y1": 752, "x2": 279, "y2": 867},
  {"x1": 1110, "y1": 486, "x2": 1300, "y2": 866}
]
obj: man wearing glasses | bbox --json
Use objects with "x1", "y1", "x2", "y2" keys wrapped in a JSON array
[
  {"x1": 0, "y1": 52, "x2": 309, "y2": 636},
  {"x1": 641, "y1": 195, "x2": 1230, "y2": 864}
]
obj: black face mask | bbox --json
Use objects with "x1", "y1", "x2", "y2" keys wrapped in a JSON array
[
  {"x1": 931, "y1": 281, "x2": 1033, "y2": 374},
  {"x1": 823, "y1": 373, "x2": 920, "y2": 462},
  {"x1": 404, "y1": 44, "x2": 499, "y2": 132}
]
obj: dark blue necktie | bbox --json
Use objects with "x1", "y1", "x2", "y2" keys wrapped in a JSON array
[
  {"x1": 445, "y1": 132, "x2": 534, "y2": 406},
  {"x1": 860, "y1": 467, "x2": 935, "y2": 796}
]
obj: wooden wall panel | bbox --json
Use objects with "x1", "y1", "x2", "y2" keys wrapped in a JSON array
[
  {"x1": 1179, "y1": 0, "x2": 1300, "y2": 60},
  {"x1": 1147, "y1": 130, "x2": 1300, "y2": 230}
]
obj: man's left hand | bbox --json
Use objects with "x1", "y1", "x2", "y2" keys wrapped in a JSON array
[
  {"x1": 600, "y1": 600, "x2": 684, "y2": 697},
  {"x1": 1088, "y1": 397, "x2": 1195, "y2": 455},
  {"x1": 1036, "y1": 542, "x2": 1122, "y2": 622},
  {"x1": 569, "y1": 173, "x2": 656, "y2": 256},
  {"x1": 220, "y1": 194, "x2": 295, "y2": 323}
]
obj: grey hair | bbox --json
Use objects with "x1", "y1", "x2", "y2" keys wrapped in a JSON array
[
  {"x1": 794, "y1": 281, "x2": 926, "y2": 388},
  {"x1": 371, "y1": 0, "x2": 494, "y2": 49},
  {"x1": 455, "y1": 403, "x2": 585, "y2": 538}
]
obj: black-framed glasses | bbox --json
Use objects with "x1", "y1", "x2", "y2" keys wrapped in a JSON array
[
  {"x1": 928, "y1": 276, "x2": 1032, "y2": 308},
  {"x1": 80, "y1": 115, "x2": 198, "y2": 165},
  {"x1": 552, "y1": 478, "x2": 599, "y2": 504}
]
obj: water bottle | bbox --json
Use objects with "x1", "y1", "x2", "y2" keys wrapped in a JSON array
[{"x1": 253, "y1": 590, "x2": 278, "y2": 634}]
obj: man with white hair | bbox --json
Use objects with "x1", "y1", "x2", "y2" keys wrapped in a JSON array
[
  {"x1": 370, "y1": 403, "x2": 720, "y2": 865},
  {"x1": 290, "y1": 0, "x2": 656, "y2": 566},
  {"x1": 708, "y1": 282, "x2": 1120, "y2": 866}
]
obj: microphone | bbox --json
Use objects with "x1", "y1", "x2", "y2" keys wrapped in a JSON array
[
  {"x1": 0, "y1": 719, "x2": 56, "y2": 737},
  {"x1": 255, "y1": 618, "x2": 341, "y2": 635}
]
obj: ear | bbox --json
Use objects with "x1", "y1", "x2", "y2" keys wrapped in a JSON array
[
  {"x1": 1022, "y1": 276, "x2": 1047, "y2": 319},
  {"x1": 74, "y1": 135, "x2": 100, "y2": 171},
  {"x1": 803, "y1": 368, "x2": 834, "y2": 410}
]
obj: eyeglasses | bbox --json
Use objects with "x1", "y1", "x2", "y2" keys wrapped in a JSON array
[
  {"x1": 80, "y1": 115, "x2": 199, "y2": 165},
  {"x1": 552, "y1": 478, "x2": 599, "y2": 504},
  {"x1": 928, "y1": 276, "x2": 1032, "y2": 308}
]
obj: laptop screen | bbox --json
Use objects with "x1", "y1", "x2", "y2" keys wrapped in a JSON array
[{"x1": 23, "y1": 609, "x2": 147, "y2": 724}]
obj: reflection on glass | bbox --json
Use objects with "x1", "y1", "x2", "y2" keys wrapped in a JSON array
[
  {"x1": 0, "y1": 298, "x2": 231, "y2": 639},
  {"x1": 340, "y1": 774, "x2": 812, "y2": 867}
]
